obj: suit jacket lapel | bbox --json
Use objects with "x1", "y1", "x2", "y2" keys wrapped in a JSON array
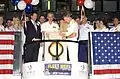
[{"x1": 30, "y1": 20, "x2": 37, "y2": 32}]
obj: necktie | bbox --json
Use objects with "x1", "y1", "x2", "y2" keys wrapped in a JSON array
[{"x1": 34, "y1": 22, "x2": 37, "y2": 31}]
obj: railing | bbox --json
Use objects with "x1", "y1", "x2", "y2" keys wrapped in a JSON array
[{"x1": 25, "y1": 39, "x2": 78, "y2": 60}]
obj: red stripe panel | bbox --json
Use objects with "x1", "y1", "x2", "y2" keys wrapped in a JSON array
[
  {"x1": 94, "y1": 69, "x2": 120, "y2": 75},
  {"x1": 0, "y1": 50, "x2": 14, "y2": 54},
  {"x1": 0, "y1": 69, "x2": 13, "y2": 74},
  {"x1": 0, "y1": 32, "x2": 14, "y2": 35},
  {"x1": 0, "y1": 40, "x2": 14, "y2": 45},
  {"x1": 0, "y1": 60, "x2": 13, "y2": 64}
]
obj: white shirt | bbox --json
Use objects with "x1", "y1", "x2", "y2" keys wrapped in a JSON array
[
  {"x1": 65, "y1": 19, "x2": 78, "y2": 41},
  {"x1": 0, "y1": 25, "x2": 5, "y2": 31},
  {"x1": 31, "y1": 20, "x2": 37, "y2": 31},
  {"x1": 37, "y1": 21, "x2": 43, "y2": 26},
  {"x1": 41, "y1": 21, "x2": 59, "y2": 32},
  {"x1": 79, "y1": 23, "x2": 94, "y2": 41},
  {"x1": 109, "y1": 24, "x2": 120, "y2": 32},
  {"x1": 5, "y1": 26, "x2": 16, "y2": 31},
  {"x1": 95, "y1": 27, "x2": 109, "y2": 32}
]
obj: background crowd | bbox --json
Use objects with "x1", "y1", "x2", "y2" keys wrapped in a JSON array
[{"x1": 0, "y1": 13, "x2": 120, "y2": 32}]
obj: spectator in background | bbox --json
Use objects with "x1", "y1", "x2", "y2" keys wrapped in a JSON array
[
  {"x1": 21, "y1": 16, "x2": 29, "y2": 57},
  {"x1": 6, "y1": 19, "x2": 12, "y2": 27},
  {"x1": 93, "y1": 19, "x2": 100, "y2": 30},
  {"x1": 53, "y1": 18, "x2": 58, "y2": 24},
  {"x1": 94, "y1": 20, "x2": 101, "y2": 31},
  {"x1": 95, "y1": 18, "x2": 109, "y2": 32},
  {"x1": 75, "y1": 16, "x2": 81, "y2": 25},
  {"x1": 21, "y1": 15, "x2": 30, "y2": 27},
  {"x1": 12, "y1": 16, "x2": 16, "y2": 22},
  {"x1": 75, "y1": 16, "x2": 81, "y2": 40},
  {"x1": 78, "y1": 15, "x2": 94, "y2": 63},
  {"x1": 0, "y1": 15, "x2": 5, "y2": 31},
  {"x1": 38, "y1": 15, "x2": 46, "y2": 25},
  {"x1": 25, "y1": 15, "x2": 30, "y2": 21},
  {"x1": 5, "y1": 19, "x2": 15, "y2": 31},
  {"x1": 12, "y1": 17, "x2": 22, "y2": 31},
  {"x1": 109, "y1": 17, "x2": 120, "y2": 32}
]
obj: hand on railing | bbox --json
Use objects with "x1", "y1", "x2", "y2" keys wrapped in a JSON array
[
  {"x1": 32, "y1": 38, "x2": 41, "y2": 41},
  {"x1": 62, "y1": 36, "x2": 66, "y2": 40}
]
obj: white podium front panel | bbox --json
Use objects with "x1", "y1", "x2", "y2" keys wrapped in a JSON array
[
  {"x1": 44, "y1": 32, "x2": 67, "y2": 61},
  {"x1": 23, "y1": 62, "x2": 88, "y2": 79}
]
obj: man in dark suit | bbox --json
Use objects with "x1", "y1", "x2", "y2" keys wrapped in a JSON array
[{"x1": 24, "y1": 12, "x2": 42, "y2": 63}]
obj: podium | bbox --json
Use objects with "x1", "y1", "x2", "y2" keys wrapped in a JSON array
[
  {"x1": 23, "y1": 61, "x2": 88, "y2": 79},
  {"x1": 23, "y1": 31, "x2": 88, "y2": 79}
]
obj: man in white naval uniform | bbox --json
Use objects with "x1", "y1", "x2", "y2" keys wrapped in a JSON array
[
  {"x1": 39, "y1": 12, "x2": 60, "y2": 61},
  {"x1": 41, "y1": 12, "x2": 59, "y2": 32},
  {"x1": 61, "y1": 12, "x2": 78, "y2": 62}
]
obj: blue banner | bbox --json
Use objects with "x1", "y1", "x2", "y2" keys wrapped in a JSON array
[{"x1": 44, "y1": 63, "x2": 72, "y2": 75}]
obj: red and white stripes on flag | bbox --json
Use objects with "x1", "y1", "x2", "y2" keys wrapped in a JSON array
[
  {"x1": 0, "y1": 32, "x2": 14, "y2": 79},
  {"x1": 90, "y1": 32, "x2": 120, "y2": 79}
]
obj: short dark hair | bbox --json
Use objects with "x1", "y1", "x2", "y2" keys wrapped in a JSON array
[
  {"x1": 0, "y1": 15, "x2": 4, "y2": 18},
  {"x1": 30, "y1": 12, "x2": 37, "y2": 16},
  {"x1": 6, "y1": 19, "x2": 12, "y2": 23},
  {"x1": 63, "y1": 11, "x2": 72, "y2": 18},
  {"x1": 99, "y1": 18, "x2": 109, "y2": 29},
  {"x1": 74, "y1": 16, "x2": 80, "y2": 20},
  {"x1": 39, "y1": 15, "x2": 45, "y2": 18},
  {"x1": 112, "y1": 16, "x2": 119, "y2": 21}
]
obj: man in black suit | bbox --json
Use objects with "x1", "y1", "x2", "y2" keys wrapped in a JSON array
[{"x1": 24, "y1": 12, "x2": 42, "y2": 63}]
